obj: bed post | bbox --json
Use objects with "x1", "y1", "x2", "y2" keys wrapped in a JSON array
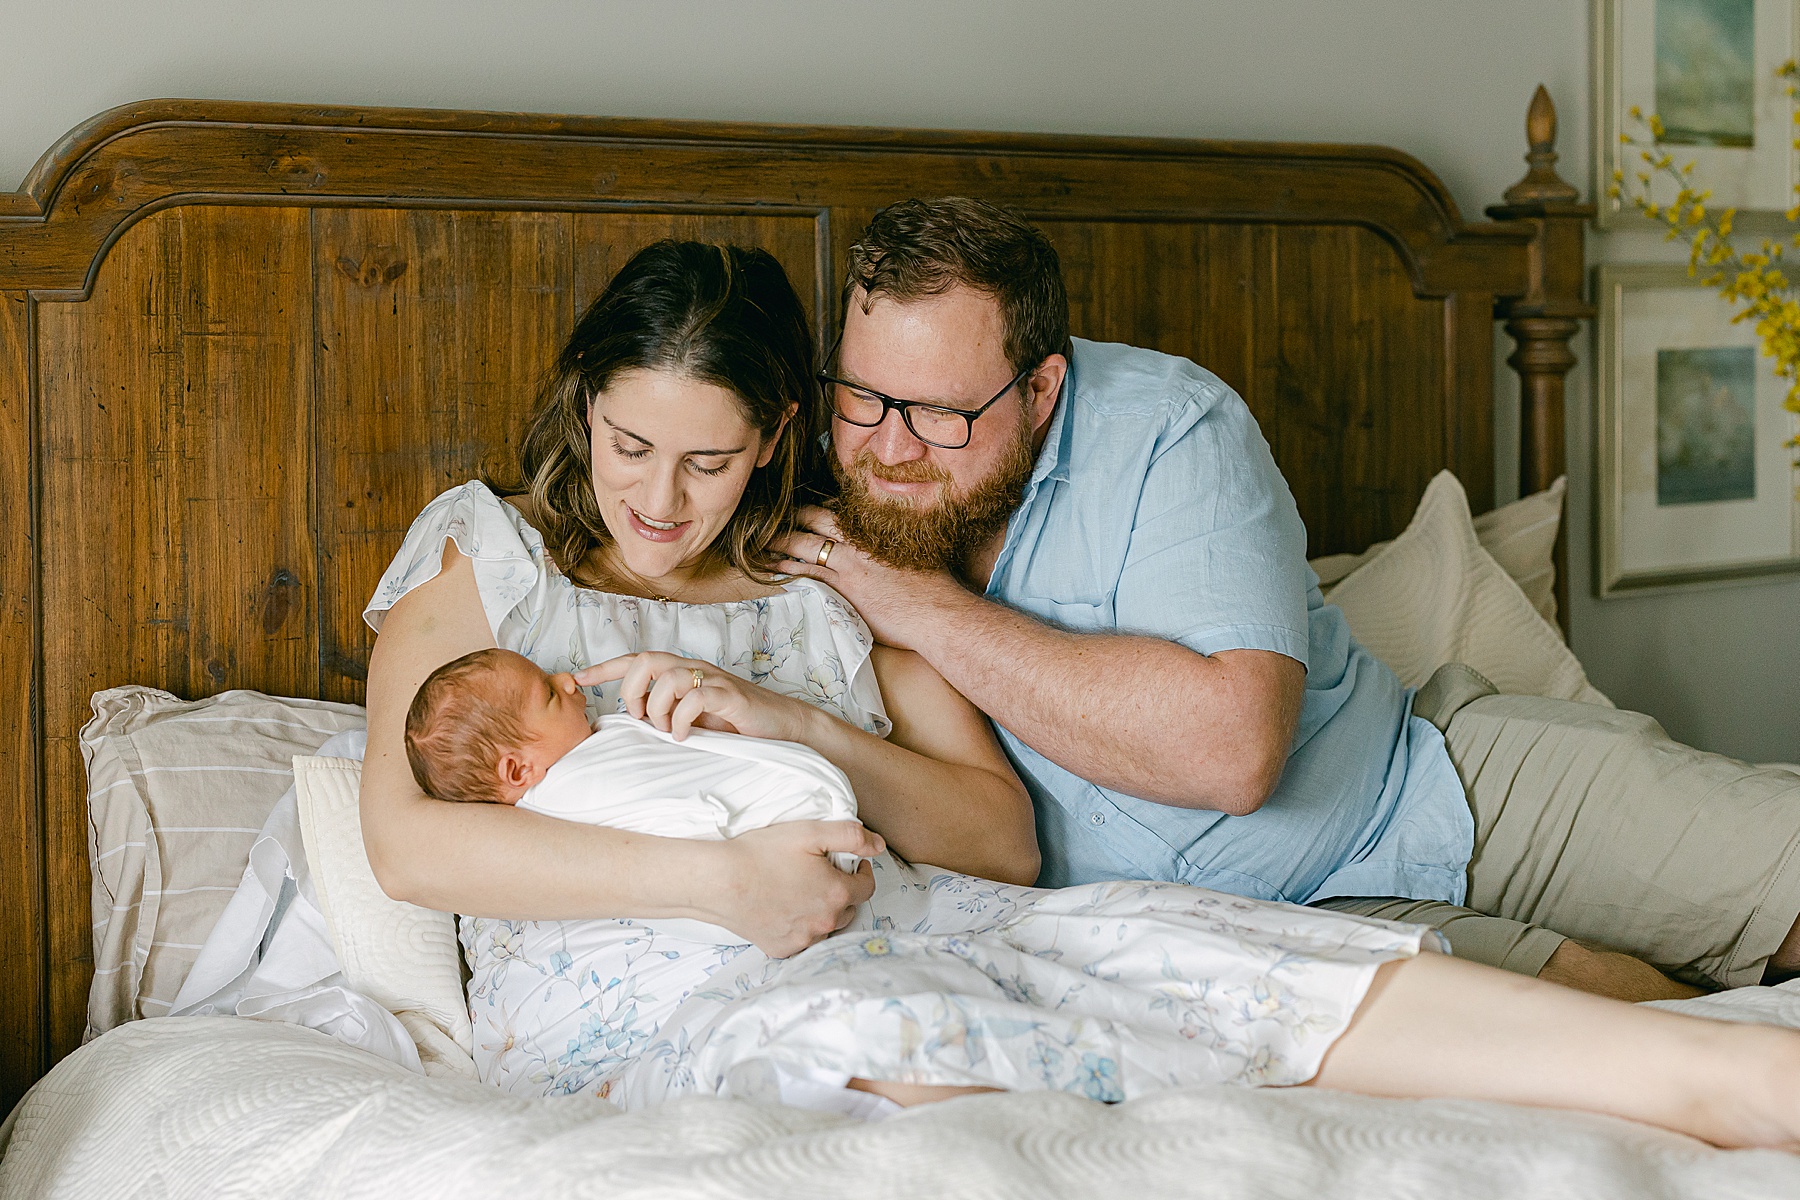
[{"x1": 1488, "y1": 86, "x2": 1593, "y2": 636}]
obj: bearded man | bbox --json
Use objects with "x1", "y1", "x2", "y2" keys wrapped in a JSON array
[{"x1": 776, "y1": 196, "x2": 1800, "y2": 1003}]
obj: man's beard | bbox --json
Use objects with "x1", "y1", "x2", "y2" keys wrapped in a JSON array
[{"x1": 829, "y1": 427, "x2": 1036, "y2": 574}]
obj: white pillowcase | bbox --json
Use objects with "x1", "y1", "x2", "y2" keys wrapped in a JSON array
[
  {"x1": 80, "y1": 686, "x2": 365, "y2": 1038},
  {"x1": 292, "y1": 755, "x2": 473, "y2": 1070},
  {"x1": 1310, "y1": 477, "x2": 1566, "y2": 629},
  {"x1": 1323, "y1": 472, "x2": 1609, "y2": 705}
]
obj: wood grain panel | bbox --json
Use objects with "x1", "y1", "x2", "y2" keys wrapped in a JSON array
[
  {"x1": 1268, "y1": 225, "x2": 1447, "y2": 555},
  {"x1": 1, "y1": 107, "x2": 1530, "y2": 300},
  {"x1": 0, "y1": 289, "x2": 41, "y2": 1113},
  {"x1": 313, "y1": 210, "x2": 573, "y2": 698},
  {"x1": 569, "y1": 212, "x2": 824, "y2": 332},
  {"x1": 1446, "y1": 291, "x2": 1497, "y2": 512},
  {"x1": 36, "y1": 206, "x2": 316, "y2": 1056},
  {"x1": 1041, "y1": 220, "x2": 1453, "y2": 556}
]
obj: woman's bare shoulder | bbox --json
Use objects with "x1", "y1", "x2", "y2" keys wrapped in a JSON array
[{"x1": 498, "y1": 491, "x2": 542, "y2": 526}]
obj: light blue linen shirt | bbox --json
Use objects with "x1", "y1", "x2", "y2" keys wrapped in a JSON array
[{"x1": 988, "y1": 338, "x2": 1473, "y2": 904}]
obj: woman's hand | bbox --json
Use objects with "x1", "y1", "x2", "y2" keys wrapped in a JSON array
[
  {"x1": 574, "y1": 652, "x2": 819, "y2": 742},
  {"x1": 705, "y1": 821, "x2": 885, "y2": 957}
]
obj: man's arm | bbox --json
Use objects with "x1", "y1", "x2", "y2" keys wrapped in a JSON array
[{"x1": 781, "y1": 528, "x2": 1305, "y2": 815}]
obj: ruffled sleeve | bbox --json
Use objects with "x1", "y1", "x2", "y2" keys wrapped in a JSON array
[
  {"x1": 363, "y1": 481, "x2": 547, "y2": 642},
  {"x1": 790, "y1": 579, "x2": 892, "y2": 739}
]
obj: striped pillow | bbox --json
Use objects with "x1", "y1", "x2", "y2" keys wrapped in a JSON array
[{"x1": 80, "y1": 686, "x2": 365, "y2": 1039}]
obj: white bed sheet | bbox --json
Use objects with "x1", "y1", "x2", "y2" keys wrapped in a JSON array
[{"x1": 5, "y1": 985, "x2": 1800, "y2": 1200}]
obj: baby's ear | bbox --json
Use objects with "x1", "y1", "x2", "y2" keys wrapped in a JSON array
[{"x1": 497, "y1": 749, "x2": 535, "y2": 793}]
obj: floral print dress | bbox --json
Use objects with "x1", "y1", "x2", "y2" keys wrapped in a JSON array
[{"x1": 366, "y1": 482, "x2": 1433, "y2": 1108}]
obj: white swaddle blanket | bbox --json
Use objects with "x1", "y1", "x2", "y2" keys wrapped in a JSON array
[
  {"x1": 519, "y1": 715, "x2": 861, "y2": 877},
  {"x1": 467, "y1": 716, "x2": 885, "y2": 1109}
]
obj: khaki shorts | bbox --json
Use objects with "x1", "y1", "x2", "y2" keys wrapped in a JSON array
[{"x1": 1316, "y1": 665, "x2": 1800, "y2": 989}]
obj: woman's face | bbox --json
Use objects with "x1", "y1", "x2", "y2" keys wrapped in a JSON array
[{"x1": 588, "y1": 368, "x2": 781, "y2": 582}]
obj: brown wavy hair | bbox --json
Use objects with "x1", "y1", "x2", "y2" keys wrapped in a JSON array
[
  {"x1": 842, "y1": 196, "x2": 1071, "y2": 376},
  {"x1": 489, "y1": 240, "x2": 824, "y2": 586}
]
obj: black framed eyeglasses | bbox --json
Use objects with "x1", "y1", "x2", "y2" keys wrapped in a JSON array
[{"x1": 818, "y1": 352, "x2": 1034, "y2": 450}]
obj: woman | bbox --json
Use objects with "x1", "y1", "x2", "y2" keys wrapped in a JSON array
[{"x1": 361, "y1": 240, "x2": 1800, "y2": 1148}]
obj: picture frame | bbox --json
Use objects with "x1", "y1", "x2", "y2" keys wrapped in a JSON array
[
  {"x1": 1592, "y1": 0, "x2": 1800, "y2": 229},
  {"x1": 1594, "y1": 264, "x2": 1800, "y2": 595}
]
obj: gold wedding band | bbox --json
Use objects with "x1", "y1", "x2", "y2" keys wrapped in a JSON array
[
  {"x1": 815, "y1": 538, "x2": 835, "y2": 568},
  {"x1": 689, "y1": 667, "x2": 706, "y2": 690}
]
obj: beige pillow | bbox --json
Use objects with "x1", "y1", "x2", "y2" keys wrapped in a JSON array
[
  {"x1": 1471, "y1": 476, "x2": 1565, "y2": 627},
  {"x1": 1323, "y1": 472, "x2": 1609, "y2": 705},
  {"x1": 1310, "y1": 477, "x2": 1567, "y2": 628},
  {"x1": 293, "y1": 755, "x2": 473, "y2": 1068},
  {"x1": 80, "y1": 687, "x2": 365, "y2": 1038}
]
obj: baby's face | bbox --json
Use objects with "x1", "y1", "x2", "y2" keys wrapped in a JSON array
[{"x1": 493, "y1": 652, "x2": 595, "y2": 794}]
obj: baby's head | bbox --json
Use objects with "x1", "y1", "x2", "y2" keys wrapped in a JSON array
[{"x1": 404, "y1": 648, "x2": 594, "y2": 804}]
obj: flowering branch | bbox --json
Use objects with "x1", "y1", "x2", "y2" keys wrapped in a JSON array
[{"x1": 1610, "y1": 60, "x2": 1800, "y2": 465}]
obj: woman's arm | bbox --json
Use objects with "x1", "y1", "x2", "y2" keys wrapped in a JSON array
[
  {"x1": 803, "y1": 645, "x2": 1040, "y2": 885},
  {"x1": 360, "y1": 542, "x2": 881, "y2": 954}
]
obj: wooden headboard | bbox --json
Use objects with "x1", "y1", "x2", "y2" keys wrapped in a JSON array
[{"x1": 0, "y1": 92, "x2": 1590, "y2": 1107}]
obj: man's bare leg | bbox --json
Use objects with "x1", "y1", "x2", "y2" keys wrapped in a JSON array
[
  {"x1": 1768, "y1": 917, "x2": 1800, "y2": 983},
  {"x1": 1537, "y1": 940, "x2": 1705, "y2": 1002},
  {"x1": 1315, "y1": 951, "x2": 1800, "y2": 1149}
]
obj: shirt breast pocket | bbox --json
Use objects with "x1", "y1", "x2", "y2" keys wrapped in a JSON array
[{"x1": 1029, "y1": 596, "x2": 1115, "y2": 632}]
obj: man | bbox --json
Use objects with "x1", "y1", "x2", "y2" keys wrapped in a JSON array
[{"x1": 776, "y1": 196, "x2": 1800, "y2": 1001}]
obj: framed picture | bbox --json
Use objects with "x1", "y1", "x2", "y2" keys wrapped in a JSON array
[
  {"x1": 1594, "y1": 265, "x2": 1800, "y2": 595},
  {"x1": 1593, "y1": 0, "x2": 1800, "y2": 229}
]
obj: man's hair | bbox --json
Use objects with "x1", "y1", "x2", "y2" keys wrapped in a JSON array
[
  {"x1": 842, "y1": 197, "x2": 1072, "y2": 376},
  {"x1": 404, "y1": 648, "x2": 533, "y2": 804}
]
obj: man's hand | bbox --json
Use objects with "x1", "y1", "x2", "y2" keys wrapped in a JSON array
[{"x1": 773, "y1": 506, "x2": 966, "y2": 649}]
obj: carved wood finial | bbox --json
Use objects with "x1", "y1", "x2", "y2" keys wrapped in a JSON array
[{"x1": 1504, "y1": 85, "x2": 1580, "y2": 205}]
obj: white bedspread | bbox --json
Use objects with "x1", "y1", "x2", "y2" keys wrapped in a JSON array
[{"x1": 6, "y1": 986, "x2": 1800, "y2": 1200}]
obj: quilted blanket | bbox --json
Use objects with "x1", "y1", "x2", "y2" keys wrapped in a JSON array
[{"x1": 4, "y1": 991, "x2": 1800, "y2": 1200}]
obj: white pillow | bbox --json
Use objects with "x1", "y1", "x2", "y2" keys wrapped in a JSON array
[
  {"x1": 1310, "y1": 477, "x2": 1565, "y2": 629},
  {"x1": 80, "y1": 687, "x2": 365, "y2": 1038},
  {"x1": 292, "y1": 755, "x2": 473, "y2": 1068},
  {"x1": 1323, "y1": 472, "x2": 1609, "y2": 705}
]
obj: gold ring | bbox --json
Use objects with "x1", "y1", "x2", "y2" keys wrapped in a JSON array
[
  {"x1": 815, "y1": 538, "x2": 835, "y2": 567},
  {"x1": 689, "y1": 667, "x2": 706, "y2": 690}
]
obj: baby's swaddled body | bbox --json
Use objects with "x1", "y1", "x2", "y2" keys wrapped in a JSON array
[
  {"x1": 518, "y1": 713, "x2": 860, "y2": 879},
  {"x1": 466, "y1": 714, "x2": 863, "y2": 1094}
]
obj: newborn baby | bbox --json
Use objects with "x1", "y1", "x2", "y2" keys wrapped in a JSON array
[
  {"x1": 404, "y1": 647, "x2": 861, "y2": 871},
  {"x1": 408, "y1": 647, "x2": 889, "y2": 1114}
]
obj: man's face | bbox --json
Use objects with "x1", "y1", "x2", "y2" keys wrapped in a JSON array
[{"x1": 830, "y1": 286, "x2": 1062, "y2": 571}]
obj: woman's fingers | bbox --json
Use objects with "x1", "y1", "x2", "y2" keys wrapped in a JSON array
[
  {"x1": 620, "y1": 655, "x2": 664, "y2": 721},
  {"x1": 840, "y1": 859, "x2": 877, "y2": 913},
  {"x1": 644, "y1": 666, "x2": 690, "y2": 730},
  {"x1": 812, "y1": 819, "x2": 886, "y2": 861},
  {"x1": 668, "y1": 683, "x2": 711, "y2": 741},
  {"x1": 571, "y1": 655, "x2": 636, "y2": 686}
]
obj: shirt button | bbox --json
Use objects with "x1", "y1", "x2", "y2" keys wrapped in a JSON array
[{"x1": 1089, "y1": 812, "x2": 1106, "y2": 826}]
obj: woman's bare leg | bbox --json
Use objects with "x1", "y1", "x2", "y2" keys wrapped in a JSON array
[
  {"x1": 846, "y1": 1078, "x2": 1002, "y2": 1107},
  {"x1": 1314, "y1": 950, "x2": 1800, "y2": 1149}
]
